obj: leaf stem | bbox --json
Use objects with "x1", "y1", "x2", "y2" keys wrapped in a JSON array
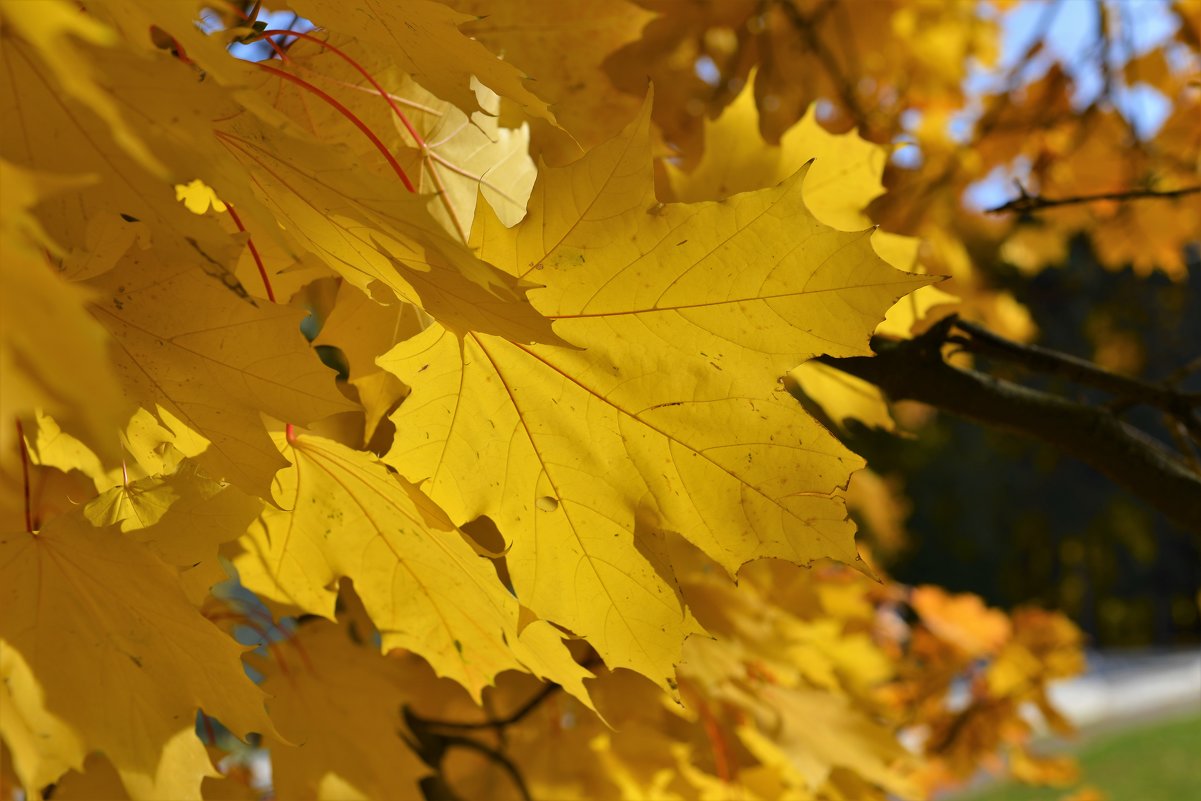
[
  {"x1": 256, "y1": 30, "x2": 429, "y2": 149},
  {"x1": 224, "y1": 204, "x2": 275, "y2": 303},
  {"x1": 15, "y1": 419, "x2": 32, "y2": 533},
  {"x1": 256, "y1": 63, "x2": 418, "y2": 193}
]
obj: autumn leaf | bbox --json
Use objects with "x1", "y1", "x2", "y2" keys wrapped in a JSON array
[
  {"x1": 911, "y1": 585, "x2": 1012, "y2": 659},
  {"x1": 738, "y1": 684, "x2": 916, "y2": 798},
  {"x1": 265, "y1": 33, "x2": 538, "y2": 241},
  {"x1": 0, "y1": 161, "x2": 128, "y2": 466},
  {"x1": 447, "y1": 0, "x2": 656, "y2": 160},
  {"x1": 381, "y1": 97, "x2": 931, "y2": 684},
  {"x1": 2, "y1": 16, "x2": 557, "y2": 346},
  {"x1": 0, "y1": 512, "x2": 272, "y2": 800},
  {"x1": 289, "y1": 0, "x2": 555, "y2": 124},
  {"x1": 661, "y1": 75, "x2": 887, "y2": 231},
  {"x1": 208, "y1": 83, "x2": 558, "y2": 342},
  {"x1": 84, "y1": 463, "x2": 262, "y2": 602},
  {"x1": 85, "y1": 232, "x2": 354, "y2": 497},
  {"x1": 0, "y1": 23, "x2": 235, "y2": 257},
  {"x1": 0, "y1": 0, "x2": 163, "y2": 175},
  {"x1": 253, "y1": 618, "x2": 430, "y2": 801},
  {"x1": 234, "y1": 432, "x2": 593, "y2": 702}
]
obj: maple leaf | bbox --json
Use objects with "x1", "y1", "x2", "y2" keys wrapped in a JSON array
[
  {"x1": 380, "y1": 98, "x2": 932, "y2": 684},
  {"x1": 0, "y1": 161, "x2": 128, "y2": 467},
  {"x1": 447, "y1": 0, "x2": 656, "y2": 160},
  {"x1": 289, "y1": 0, "x2": 555, "y2": 124},
  {"x1": 261, "y1": 32, "x2": 538, "y2": 241},
  {"x1": 84, "y1": 464, "x2": 262, "y2": 602},
  {"x1": 253, "y1": 617, "x2": 430, "y2": 801},
  {"x1": 233, "y1": 432, "x2": 594, "y2": 702},
  {"x1": 0, "y1": 0, "x2": 164, "y2": 176},
  {"x1": 0, "y1": 23, "x2": 235, "y2": 259},
  {"x1": 737, "y1": 684, "x2": 916, "y2": 798},
  {"x1": 207, "y1": 73, "x2": 557, "y2": 342},
  {"x1": 0, "y1": 512, "x2": 272, "y2": 800},
  {"x1": 85, "y1": 232, "x2": 354, "y2": 497},
  {"x1": 910, "y1": 585, "x2": 1012, "y2": 659},
  {"x1": 661, "y1": 75, "x2": 887, "y2": 231},
  {"x1": 391, "y1": 76, "x2": 538, "y2": 239},
  {"x1": 311, "y1": 280, "x2": 423, "y2": 442},
  {"x1": 2, "y1": 16, "x2": 556, "y2": 346}
]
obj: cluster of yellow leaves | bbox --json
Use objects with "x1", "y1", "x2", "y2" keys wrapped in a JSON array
[
  {"x1": 897, "y1": 588, "x2": 1086, "y2": 797},
  {"x1": 871, "y1": 0, "x2": 1201, "y2": 334},
  {"x1": 1, "y1": 1, "x2": 1089, "y2": 800},
  {"x1": 604, "y1": 0, "x2": 1200, "y2": 347}
]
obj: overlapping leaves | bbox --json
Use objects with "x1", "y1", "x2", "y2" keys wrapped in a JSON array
[
  {"x1": 0, "y1": 2, "x2": 1078, "y2": 800},
  {"x1": 382, "y1": 97, "x2": 930, "y2": 683}
]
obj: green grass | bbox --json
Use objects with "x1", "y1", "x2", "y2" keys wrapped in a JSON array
[{"x1": 960, "y1": 712, "x2": 1201, "y2": 801}]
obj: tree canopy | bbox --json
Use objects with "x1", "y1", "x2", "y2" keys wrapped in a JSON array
[{"x1": 1, "y1": 1, "x2": 1197, "y2": 800}]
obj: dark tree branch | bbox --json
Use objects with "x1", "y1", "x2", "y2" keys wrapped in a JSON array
[
  {"x1": 419, "y1": 681, "x2": 563, "y2": 732},
  {"x1": 817, "y1": 316, "x2": 1201, "y2": 534},
  {"x1": 986, "y1": 184, "x2": 1201, "y2": 214},
  {"x1": 438, "y1": 735, "x2": 533, "y2": 801},
  {"x1": 404, "y1": 655, "x2": 600, "y2": 800},
  {"x1": 947, "y1": 318, "x2": 1201, "y2": 416}
]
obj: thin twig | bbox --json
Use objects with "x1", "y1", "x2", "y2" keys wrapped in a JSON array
[
  {"x1": 986, "y1": 184, "x2": 1201, "y2": 214},
  {"x1": 439, "y1": 735, "x2": 533, "y2": 801},
  {"x1": 779, "y1": 0, "x2": 872, "y2": 133},
  {"x1": 422, "y1": 681, "x2": 563, "y2": 732}
]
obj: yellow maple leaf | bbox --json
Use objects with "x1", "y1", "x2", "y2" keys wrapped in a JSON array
[
  {"x1": 85, "y1": 234, "x2": 355, "y2": 497},
  {"x1": 662, "y1": 75, "x2": 886, "y2": 232},
  {"x1": 254, "y1": 618, "x2": 430, "y2": 801},
  {"x1": 84, "y1": 465, "x2": 262, "y2": 602},
  {"x1": 209, "y1": 83, "x2": 557, "y2": 342},
  {"x1": 311, "y1": 281, "x2": 425, "y2": 431},
  {"x1": 1009, "y1": 749, "x2": 1079, "y2": 788},
  {"x1": 234, "y1": 432, "x2": 594, "y2": 702},
  {"x1": 254, "y1": 32, "x2": 537, "y2": 242},
  {"x1": 289, "y1": 0, "x2": 555, "y2": 125},
  {"x1": 737, "y1": 684, "x2": 916, "y2": 798},
  {"x1": 380, "y1": 97, "x2": 930, "y2": 685},
  {"x1": 0, "y1": 513, "x2": 272, "y2": 800},
  {"x1": 448, "y1": 0, "x2": 656, "y2": 160},
  {"x1": 0, "y1": 0, "x2": 164, "y2": 175},
  {"x1": 0, "y1": 161, "x2": 128, "y2": 468},
  {"x1": 788, "y1": 361, "x2": 897, "y2": 433},
  {"x1": 1, "y1": 21, "x2": 556, "y2": 346}
]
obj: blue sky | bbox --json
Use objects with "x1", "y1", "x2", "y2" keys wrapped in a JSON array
[{"x1": 958, "y1": 0, "x2": 1182, "y2": 208}]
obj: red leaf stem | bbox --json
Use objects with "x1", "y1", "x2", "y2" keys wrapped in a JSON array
[
  {"x1": 224, "y1": 204, "x2": 275, "y2": 302},
  {"x1": 15, "y1": 419, "x2": 32, "y2": 533},
  {"x1": 257, "y1": 30, "x2": 429, "y2": 150},
  {"x1": 255, "y1": 63, "x2": 417, "y2": 193}
]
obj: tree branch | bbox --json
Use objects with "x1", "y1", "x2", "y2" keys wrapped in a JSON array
[
  {"x1": 817, "y1": 317, "x2": 1201, "y2": 534},
  {"x1": 986, "y1": 184, "x2": 1201, "y2": 214},
  {"x1": 779, "y1": 0, "x2": 872, "y2": 134},
  {"x1": 419, "y1": 681, "x2": 562, "y2": 732},
  {"x1": 947, "y1": 318, "x2": 1201, "y2": 418}
]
